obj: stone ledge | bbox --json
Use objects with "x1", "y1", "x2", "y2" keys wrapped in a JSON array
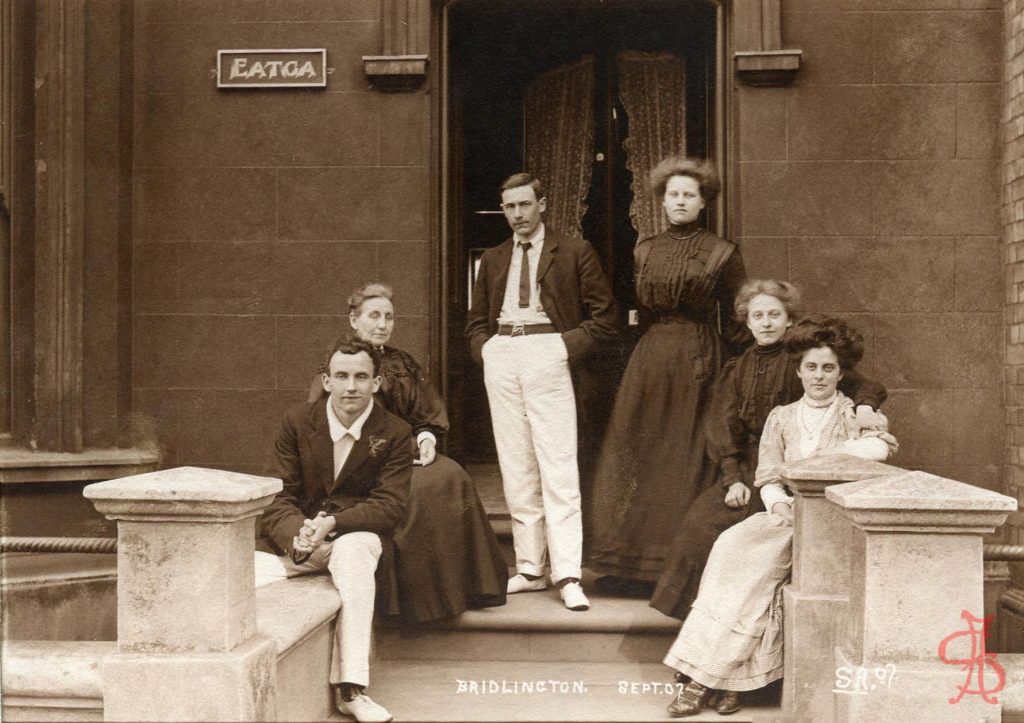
[
  {"x1": 735, "y1": 50, "x2": 802, "y2": 87},
  {"x1": 255, "y1": 575, "x2": 339, "y2": 656},
  {"x1": 1, "y1": 552, "x2": 116, "y2": 586},
  {"x1": 84, "y1": 466, "x2": 282, "y2": 522},
  {"x1": 1003, "y1": 654, "x2": 1024, "y2": 716},
  {"x1": 1, "y1": 641, "x2": 113, "y2": 698},
  {"x1": 381, "y1": 570, "x2": 677, "y2": 635},
  {"x1": 363, "y1": 54, "x2": 428, "y2": 92},
  {"x1": 0, "y1": 447, "x2": 159, "y2": 484}
]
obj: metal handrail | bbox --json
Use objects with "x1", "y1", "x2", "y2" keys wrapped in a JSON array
[
  {"x1": 1, "y1": 538, "x2": 1022, "y2": 561},
  {"x1": 984, "y1": 544, "x2": 1024, "y2": 562},
  {"x1": 0, "y1": 536, "x2": 116, "y2": 554}
]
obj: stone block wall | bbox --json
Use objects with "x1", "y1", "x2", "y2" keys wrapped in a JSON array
[
  {"x1": 131, "y1": 1, "x2": 432, "y2": 474},
  {"x1": 128, "y1": 0, "x2": 1009, "y2": 498},
  {"x1": 739, "y1": 0, "x2": 1004, "y2": 499},
  {"x1": 1005, "y1": 0, "x2": 1024, "y2": 551}
]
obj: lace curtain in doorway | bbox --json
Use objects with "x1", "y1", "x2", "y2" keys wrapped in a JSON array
[
  {"x1": 617, "y1": 51, "x2": 687, "y2": 243},
  {"x1": 523, "y1": 56, "x2": 595, "y2": 239}
]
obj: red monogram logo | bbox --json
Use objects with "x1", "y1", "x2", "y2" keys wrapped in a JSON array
[{"x1": 937, "y1": 610, "x2": 1005, "y2": 705}]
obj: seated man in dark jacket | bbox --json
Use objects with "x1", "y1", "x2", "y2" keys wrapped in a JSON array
[{"x1": 255, "y1": 337, "x2": 412, "y2": 723}]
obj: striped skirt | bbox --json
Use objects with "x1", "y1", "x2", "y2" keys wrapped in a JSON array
[{"x1": 663, "y1": 511, "x2": 793, "y2": 692}]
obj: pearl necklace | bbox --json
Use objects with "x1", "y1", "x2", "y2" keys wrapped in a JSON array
[
  {"x1": 667, "y1": 227, "x2": 702, "y2": 241},
  {"x1": 797, "y1": 393, "x2": 838, "y2": 440}
]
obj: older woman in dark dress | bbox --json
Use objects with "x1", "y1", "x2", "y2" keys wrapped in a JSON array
[
  {"x1": 589, "y1": 158, "x2": 749, "y2": 587},
  {"x1": 310, "y1": 282, "x2": 507, "y2": 624},
  {"x1": 650, "y1": 281, "x2": 887, "y2": 620}
]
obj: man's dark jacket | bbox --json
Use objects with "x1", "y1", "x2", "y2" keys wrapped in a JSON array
[
  {"x1": 465, "y1": 228, "x2": 620, "y2": 366},
  {"x1": 258, "y1": 399, "x2": 412, "y2": 558}
]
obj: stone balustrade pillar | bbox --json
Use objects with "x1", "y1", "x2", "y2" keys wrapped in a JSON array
[
  {"x1": 826, "y1": 471, "x2": 1017, "y2": 723},
  {"x1": 84, "y1": 466, "x2": 282, "y2": 721},
  {"x1": 781, "y1": 454, "x2": 901, "y2": 720}
]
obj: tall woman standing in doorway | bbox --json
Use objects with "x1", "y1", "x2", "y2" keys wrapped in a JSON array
[{"x1": 589, "y1": 157, "x2": 749, "y2": 589}]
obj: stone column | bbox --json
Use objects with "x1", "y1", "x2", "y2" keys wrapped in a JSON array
[
  {"x1": 781, "y1": 454, "x2": 900, "y2": 720},
  {"x1": 827, "y1": 471, "x2": 1017, "y2": 723},
  {"x1": 84, "y1": 466, "x2": 282, "y2": 721}
]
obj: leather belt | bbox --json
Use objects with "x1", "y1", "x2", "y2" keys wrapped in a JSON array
[{"x1": 497, "y1": 323, "x2": 557, "y2": 337}]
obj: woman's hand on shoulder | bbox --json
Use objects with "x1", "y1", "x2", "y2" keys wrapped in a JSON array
[
  {"x1": 415, "y1": 436, "x2": 436, "y2": 466},
  {"x1": 724, "y1": 482, "x2": 750, "y2": 509}
]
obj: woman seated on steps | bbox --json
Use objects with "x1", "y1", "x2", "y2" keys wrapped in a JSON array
[{"x1": 662, "y1": 314, "x2": 897, "y2": 718}]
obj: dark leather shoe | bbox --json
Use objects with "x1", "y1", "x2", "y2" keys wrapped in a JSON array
[
  {"x1": 705, "y1": 689, "x2": 722, "y2": 710},
  {"x1": 716, "y1": 690, "x2": 742, "y2": 716},
  {"x1": 667, "y1": 681, "x2": 708, "y2": 717}
]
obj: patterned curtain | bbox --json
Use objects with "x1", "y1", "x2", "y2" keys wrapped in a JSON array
[
  {"x1": 523, "y1": 56, "x2": 595, "y2": 239},
  {"x1": 617, "y1": 52, "x2": 687, "y2": 243}
]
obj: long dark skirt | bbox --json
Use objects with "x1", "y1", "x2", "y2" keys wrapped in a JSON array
[
  {"x1": 650, "y1": 483, "x2": 763, "y2": 619},
  {"x1": 588, "y1": 320, "x2": 720, "y2": 581},
  {"x1": 390, "y1": 455, "x2": 508, "y2": 624}
]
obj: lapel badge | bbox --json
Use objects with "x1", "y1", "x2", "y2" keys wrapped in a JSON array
[{"x1": 367, "y1": 436, "x2": 387, "y2": 457}]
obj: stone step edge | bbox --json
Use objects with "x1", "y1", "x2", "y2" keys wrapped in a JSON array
[{"x1": 378, "y1": 605, "x2": 681, "y2": 635}]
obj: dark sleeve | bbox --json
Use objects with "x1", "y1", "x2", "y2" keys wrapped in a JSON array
[
  {"x1": 466, "y1": 253, "x2": 493, "y2": 366},
  {"x1": 705, "y1": 357, "x2": 746, "y2": 487},
  {"x1": 717, "y1": 247, "x2": 753, "y2": 357},
  {"x1": 399, "y1": 351, "x2": 449, "y2": 437},
  {"x1": 261, "y1": 410, "x2": 311, "y2": 557},
  {"x1": 838, "y1": 367, "x2": 887, "y2": 410},
  {"x1": 561, "y1": 240, "x2": 622, "y2": 360},
  {"x1": 331, "y1": 424, "x2": 413, "y2": 537}
]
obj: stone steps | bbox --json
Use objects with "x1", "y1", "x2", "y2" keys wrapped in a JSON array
[
  {"x1": 348, "y1": 661, "x2": 781, "y2": 722},
  {"x1": 377, "y1": 570, "x2": 679, "y2": 664},
  {"x1": 367, "y1": 463, "x2": 783, "y2": 720}
]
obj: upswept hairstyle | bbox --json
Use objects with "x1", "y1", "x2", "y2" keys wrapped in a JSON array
[
  {"x1": 500, "y1": 172, "x2": 546, "y2": 202},
  {"x1": 322, "y1": 336, "x2": 382, "y2": 377},
  {"x1": 785, "y1": 313, "x2": 864, "y2": 371},
  {"x1": 348, "y1": 282, "x2": 394, "y2": 315},
  {"x1": 734, "y1": 280, "x2": 802, "y2": 322},
  {"x1": 649, "y1": 156, "x2": 721, "y2": 203}
]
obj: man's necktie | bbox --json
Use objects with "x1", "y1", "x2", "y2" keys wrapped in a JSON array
[{"x1": 518, "y1": 242, "x2": 532, "y2": 308}]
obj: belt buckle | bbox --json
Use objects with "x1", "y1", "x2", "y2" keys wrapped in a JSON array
[{"x1": 511, "y1": 323, "x2": 525, "y2": 337}]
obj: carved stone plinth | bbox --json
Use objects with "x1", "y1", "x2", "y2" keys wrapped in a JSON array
[
  {"x1": 781, "y1": 454, "x2": 900, "y2": 720},
  {"x1": 85, "y1": 466, "x2": 282, "y2": 721},
  {"x1": 827, "y1": 471, "x2": 1017, "y2": 723}
]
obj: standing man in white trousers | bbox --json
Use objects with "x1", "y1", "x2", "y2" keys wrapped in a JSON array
[{"x1": 467, "y1": 172, "x2": 620, "y2": 611}]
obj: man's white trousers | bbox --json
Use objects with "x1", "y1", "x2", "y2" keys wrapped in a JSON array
[
  {"x1": 482, "y1": 333, "x2": 582, "y2": 583},
  {"x1": 254, "y1": 531, "x2": 381, "y2": 687}
]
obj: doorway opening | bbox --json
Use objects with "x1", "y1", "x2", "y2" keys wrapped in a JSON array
[{"x1": 443, "y1": 0, "x2": 719, "y2": 465}]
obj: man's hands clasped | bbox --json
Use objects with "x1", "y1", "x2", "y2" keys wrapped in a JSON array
[{"x1": 291, "y1": 511, "x2": 339, "y2": 564}]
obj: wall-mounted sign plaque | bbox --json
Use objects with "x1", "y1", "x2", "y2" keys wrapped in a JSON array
[{"x1": 217, "y1": 49, "x2": 327, "y2": 88}]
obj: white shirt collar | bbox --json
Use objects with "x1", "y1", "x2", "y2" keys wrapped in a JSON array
[
  {"x1": 515, "y1": 223, "x2": 545, "y2": 247},
  {"x1": 326, "y1": 397, "x2": 374, "y2": 443}
]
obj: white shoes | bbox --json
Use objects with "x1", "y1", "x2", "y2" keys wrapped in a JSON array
[
  {"x1": 336, "y1": 691, "x2": 393, "y2": 723},
  {"x1": 506, "y1": 573, "x2": 549, "y2": 594},
  {"x1": 559, "y1": 581, "x2": 590, "y2": 611},
  {"x1": 507, "y1": 574, "x2": 590, "y2": 611}
]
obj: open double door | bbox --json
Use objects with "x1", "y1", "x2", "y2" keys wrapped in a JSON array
[{"x1": 444, "y1": 0, "x2": 719, "y2": 465}]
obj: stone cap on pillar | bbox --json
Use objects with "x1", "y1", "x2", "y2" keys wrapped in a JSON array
[
  {"x1": 825, "y1": 470, "x2": 1018, "y2": 533},
  {"x1": 84, "y1": 466, "x2": 282, "y2": 522},
  {"x1": 782, "y1": 453, "x2": 901, "y2": 497}
]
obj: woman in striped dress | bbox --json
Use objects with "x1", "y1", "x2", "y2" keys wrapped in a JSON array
[{"x1": 663, "y1": 315, "x2": 897, "y2": 718}]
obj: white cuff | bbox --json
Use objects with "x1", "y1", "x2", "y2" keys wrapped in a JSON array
[
  {"x1": 416, "y1": 431, "x2": 436, "y2": 447},
  {"x1": 759, "y1": 482, "x2": 791, "y2": 511},
  {"x1": 841, "y1": 437, "x2": 889, "y2": 461}
]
